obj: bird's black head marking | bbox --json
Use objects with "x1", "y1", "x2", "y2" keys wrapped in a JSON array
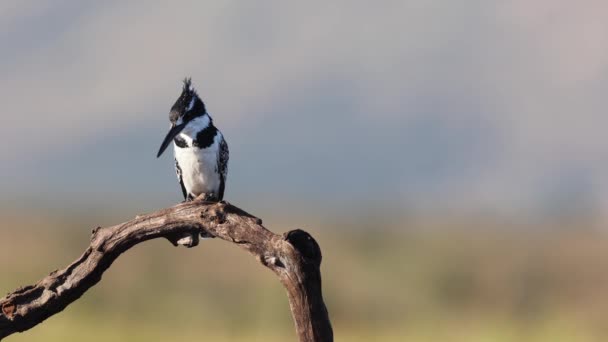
[
  {"x1": 169, "y1": 78, "x2": 207, "y2": 125},
  {"x1": 157, "y1": 78, "x2": 208, "y2": 157}
]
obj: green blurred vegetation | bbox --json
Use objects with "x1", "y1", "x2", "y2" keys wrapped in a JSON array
[{"x1": 1, "y1": 209, "x2": 607, "y2": 341}]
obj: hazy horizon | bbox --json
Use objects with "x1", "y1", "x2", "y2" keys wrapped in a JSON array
[{"x1": 2, "y1": 1, "x2": 608, "y2": 221}]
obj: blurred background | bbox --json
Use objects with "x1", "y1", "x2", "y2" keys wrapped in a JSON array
[{"x1": 1, "y1": 1, "x2": 608, "y2": 341}]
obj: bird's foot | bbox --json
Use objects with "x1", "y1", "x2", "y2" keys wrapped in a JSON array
[{"x1": 196, "y1": 192, "x2": 220, "y2": 202}]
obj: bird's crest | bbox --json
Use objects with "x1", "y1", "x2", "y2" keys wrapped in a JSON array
[
  {"x1": 170, "y1": 77, "x2": 206, "y2": 120},
  {"x1": 183, "y1": 77, "x2": 193, "y2": 93}
]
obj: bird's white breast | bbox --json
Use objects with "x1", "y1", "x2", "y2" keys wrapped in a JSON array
[{"x1": 173, "y1": 116, "x2": 222, "y2": 197}]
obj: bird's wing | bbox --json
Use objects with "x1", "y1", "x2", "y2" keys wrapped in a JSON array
[
  {"x1": 217, "y1": 136, "x2": 229, "y2": 200},
  {"x1": 175, "y1": 158, "x2": 188, "y2": 199}
]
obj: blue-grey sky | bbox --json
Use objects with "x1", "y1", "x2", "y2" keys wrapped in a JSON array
[{"x1": 1, "y1": 1, "x2": 607, "y2": 218}]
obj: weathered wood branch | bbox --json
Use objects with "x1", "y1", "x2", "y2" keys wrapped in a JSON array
[{"x1": 0, "y1": 200, "x2": 333, "y2": 341}]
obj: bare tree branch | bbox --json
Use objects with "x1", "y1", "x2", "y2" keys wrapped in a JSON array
[{"x1": 0, "y1": 200, "x2": 333, "y2": 341}]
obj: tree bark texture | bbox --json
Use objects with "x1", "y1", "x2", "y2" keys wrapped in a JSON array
[{"x1": 0, "y1": 200, "x2": 333, "y2": 341}]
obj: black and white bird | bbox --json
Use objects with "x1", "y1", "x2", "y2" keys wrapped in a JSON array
[{"x1": 157, "y1": 78, "x2": 229, "y2": 204}]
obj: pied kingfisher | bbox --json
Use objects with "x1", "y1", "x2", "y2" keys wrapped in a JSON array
[{"x1": 157, "y1": 78, "x2": 229, "y2": 204}]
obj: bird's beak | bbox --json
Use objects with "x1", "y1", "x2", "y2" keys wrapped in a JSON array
[{"x1": 157, "y1": 123, "x2": 187, "y2": 157}]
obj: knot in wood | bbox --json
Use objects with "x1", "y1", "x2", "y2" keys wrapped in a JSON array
[
  {"x1": 2, "y1": 302, "x2": 16, "y2": 320},
  {"x1": 284, "y1": 229, "x2": 322, "y2": 266},
  {"x1": 200, "y1": 202, "x2": 229, "y2": 224}
]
